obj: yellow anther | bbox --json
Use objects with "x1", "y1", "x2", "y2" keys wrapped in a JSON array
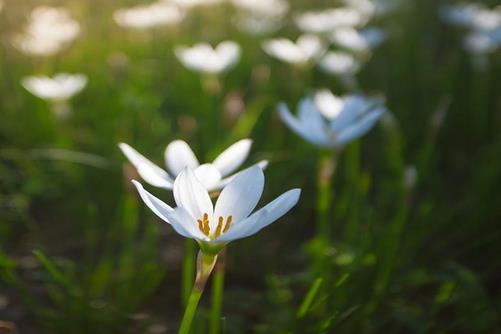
[
  {"x1": 214, "y1": 216, "x2": 224, "y2": 238},
  {"x1": 197, "y1": 213, "x2": 211, "y2": 236},
  {"x1": 223, "y1": 216, "x2": 233, "y2": 233}
]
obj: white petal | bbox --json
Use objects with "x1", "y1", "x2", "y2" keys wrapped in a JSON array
[
  {"x1": 277, "y1": 102, "x2": 332, "y2": 147},
  {"x1": 214, "y1": 165, "x2": 264, "y2": 225},
  {"x1": 173, "y1": 167, "x2": 213, "y2": 221},
  {"x1": 335, "y1": 107, "x2": 385, "y2": 145},
  {"x1": 164, "y1": 140, "x2": 199, "y2": 176},
  {"x1": 119, "y1": 143, "x2": 173, "y2": 188},
  {"x1": 194, "y1": 163, "x2": 222, "y2": 190},
  {"x1": 212, "y1": 139, "x2": 252, "y2": 176},
  {"x1": 314, "y1": 89, "x2": 345, "y2": 120},
  {"x1": 216, "y1": 188, "x2": 301, "y2": 242},
  {"x1": 217, "y1": 160, "x2": 269, "y2": 189},
  {"x1": 132, "y1": 180, "x2": 194, "y2": 238},
  {"x1": 329, "y1": 95, "x2": 373, "y2": 132}
]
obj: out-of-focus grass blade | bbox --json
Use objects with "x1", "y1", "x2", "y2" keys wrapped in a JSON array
[
  {"x1": 297, "y1": 277, "x2": 323, "y2": 318},
  {"x1": 33, "y1": 249, "x2": 78, "y2": 296}
]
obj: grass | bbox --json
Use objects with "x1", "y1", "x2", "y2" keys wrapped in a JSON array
[{"x1": 1, "y1": 0, "x2": 501, "y2": 333}]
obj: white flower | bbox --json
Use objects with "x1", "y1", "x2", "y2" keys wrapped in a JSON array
[
  {"x1": 262, "y1": 34, "x2": 325, "y2": 66},
  {"x1": 330, "y1": 27, "x2": 387, "y2": 53},
  {"x1": 114, "y1": 2, "x2": 184, "y2": 29},
  {"x1": 278, "y1": 89, "x2": 386, "y2": 148},
  {"x1": 12, "y1": 6, "x2": 80, "y2": 56},
  {"x1": 132, "y1": 166, "x2": 300, "y2": 252},
  {"x1": 231, "y1": 0, "x2": 288, "y2": 35},
  {"x1": 175, "y1": 41, "x2": 241, "y2": 75},
  {"x1": 22, "y1": 73, "x2": 87, "y2": 101},
  {"x1": 120, "y1": 139, "x2": 268, "y2": 192},
  {"x1": 318, "y1": 51, "x2": 361, "y2": 77},
  {"x1": 233, "y1": 15, "x2": 283, "y2": 35},
  {"x1": 464, "y1": 30, "x2": 498, "y2": 54},
  {"x1": 295, "y1": 8, "x2": 367, "y2": 34},
  {"x1": 441, "y1": 3, "x2": 501, "y2": 32},
  {"x1": 171, "y1": 0, "x2": 223, "y2": 9},
  {"x1": 231, "y1": 0, "x2": 289, "y2": 17}
]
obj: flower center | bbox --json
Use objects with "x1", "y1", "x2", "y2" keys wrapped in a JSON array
[{"x1": 197, "y1": 213, "x2": 233, "y2": 239}]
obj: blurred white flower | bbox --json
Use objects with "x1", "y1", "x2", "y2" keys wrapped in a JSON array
[
  {"x1": 114, "y1": 2, "x2": 184, "y2": 29},
  {"x1": 132, "y1": 166, "x2": 300, "y2": 251},
  {"x1": 231, "y1": 0, "x2": 288, "y2": 17},
  {"x1": 441, "y1": 3, "x2": 501, "y2": 60},
  {"x1": 278, "y1": 89, "x2": 386, "y2": 148},
  {"x1": 344, "y1": 0, "x2": 401, "y2": 18},
  {"x1": 12, "y1": 6, "x2": 80, "y2": 56},
  {"x1": 464, "y1": 30, "x2": 497, "y2": 54},
  {"x1": 295, "y1": 8, "x2": 367, "y2": 34},
  {"x1": 119, "y1": 139, "x2": 268, "y2": 191},
  {"x1": 22, "y1": 73, "x2": 87, "y2": 101},
  {"x1": 441, "y1": 3, "x2": 501, "y2": 32},
  {"x1": 231, "y1": 0, "x2": 288, "y2": 35},
  {"x1": 330, "y1": 27, "x2": 387, "y2": 54},
  {"x1": 171, "y1": 0, "x2": 223, "y2": 9},
  {"x1": 233, "y1": 15, "x2": 283, "y2": 35},
  {"x1": 318, "y1": 51, "x2": 361, "y2": 77},
  {"x1": 262, "y1": 34, "x2": 325, "y2": 66},
  {"x1": 175, "y1": 41, "x2": 241, "y2": 74}
]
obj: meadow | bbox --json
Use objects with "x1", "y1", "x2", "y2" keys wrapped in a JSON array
[{"x1": 1, "y1": 0, "x2": 500, "y2": 333}]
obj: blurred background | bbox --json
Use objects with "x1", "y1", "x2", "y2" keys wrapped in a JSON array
[{"x1": 1, "y1": 0, "x2": 500, "y2": 333}]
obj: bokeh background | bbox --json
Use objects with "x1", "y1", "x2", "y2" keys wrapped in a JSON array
[{"x1": 1, "y1": 0, "x2": 500, "y2": 333}]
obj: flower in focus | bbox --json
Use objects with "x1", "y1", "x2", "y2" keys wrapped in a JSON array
[
  {"x1": 330, "y1": 27, "x2": 387, "y2": 54},
  {"x1": 278, "y1": 89, "x2": 386, "y2": 148},
  {"x1": 175, "y1": 41, "x2": 241, "y2": 75},
  {"x1": 119, "y1": 139, "x2": 268, "y2": 192},
  {"x1": 12, "y1": 6, "x2": 80, "y2": 56},
  {"x1": 262, "y1": 34, "x2": 325, "y2": 66},
  {"x1": 294, "y1": 7, "x2": 367, "y2": 34},
  {"x1": 132, "y1": 165, "x2": 301, "y2": 254},
  {"x1": 114, "y1": 1, "x2": 185, "y2": 29},
  {"x1": 22, "y1": 73, "x2": 87, "y2": 102},
  {"x1": 317, "y1": 51, "x2": 361, "y2": 77},
  {"x1": 231, "y1": 0, "x2": 288, "y2": 35}
]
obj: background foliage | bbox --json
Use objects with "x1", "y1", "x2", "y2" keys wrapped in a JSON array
[{"x1": 1, "y1": 0, "x2": 500, "y2": 333}]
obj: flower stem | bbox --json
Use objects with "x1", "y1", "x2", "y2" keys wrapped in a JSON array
[
  {"x1": 209, "y1": 249, "x2": 226, "y2": 334},
  {"x1": 178, "y1": 251, "x2": 218, "y2": 334},
  {"x1": 317, "y1": 150, "x2": 338, "y2": 239}
]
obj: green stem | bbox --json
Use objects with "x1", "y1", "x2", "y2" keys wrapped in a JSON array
[
  {"x1": 209, "y1": 249, "x2": 226, "y2": 334},
  {"x1": 317, "y1": 150, "x2": 338, "y2": 239},
  {"x1": 181, "y1": 240, "x2": 196, "y2": 306},
  {"x1": 178, "y1": 251, "x2": 218, "y2": 334}
]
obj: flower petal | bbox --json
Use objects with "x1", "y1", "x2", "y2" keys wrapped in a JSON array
[
  {"x1": 216, "y1": 188, "x2": 301, "y2": 242},
  {"x1": 213, "y1": 165, "x2": 264, "y2": 225},
  {"x1": 119, "y1": 143, "x2": 173, "y2": 188},
  {"x1": 277, "y1": 102, "x2": 332, "y2": 147},
  {"x1": 194, "y1": 163, "x2": 222, "y2": 190},
  {"x1": 335, "y1": 107, "x2": 385, "y2": 145},
  {"x1": 132, "y1": 180, "x2": 196, "y2": 238},
  {"x1": 212, "y1": 139, "x2": 252, "y2": 177},
  {"x1": 217, "y1": 160, "x2": 269, "y2": 189},
  {"x1": 173, "y1": 167, "x2": 213, "y2": 221},
  {"x1": 164, "y1": 140, "x2": 200, "y2": 176}
]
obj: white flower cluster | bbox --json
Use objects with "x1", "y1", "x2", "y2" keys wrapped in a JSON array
[
  {"x1": 12, "y1": 6, "x2": 80, "y2": 56},
  {"x1": 441, "y1": 3, "x2": 501, "y2": 56}
]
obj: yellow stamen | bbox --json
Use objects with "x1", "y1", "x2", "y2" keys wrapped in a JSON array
[
  {"x1": 197, "y1": 213, "x2": 211, "y2": 236},
  {"x1": 223, "y1": 216, "x2": 233, "y2": 233},
  {"x1": 214, "y1": 216, "x2": 224, "y2": 238}
]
